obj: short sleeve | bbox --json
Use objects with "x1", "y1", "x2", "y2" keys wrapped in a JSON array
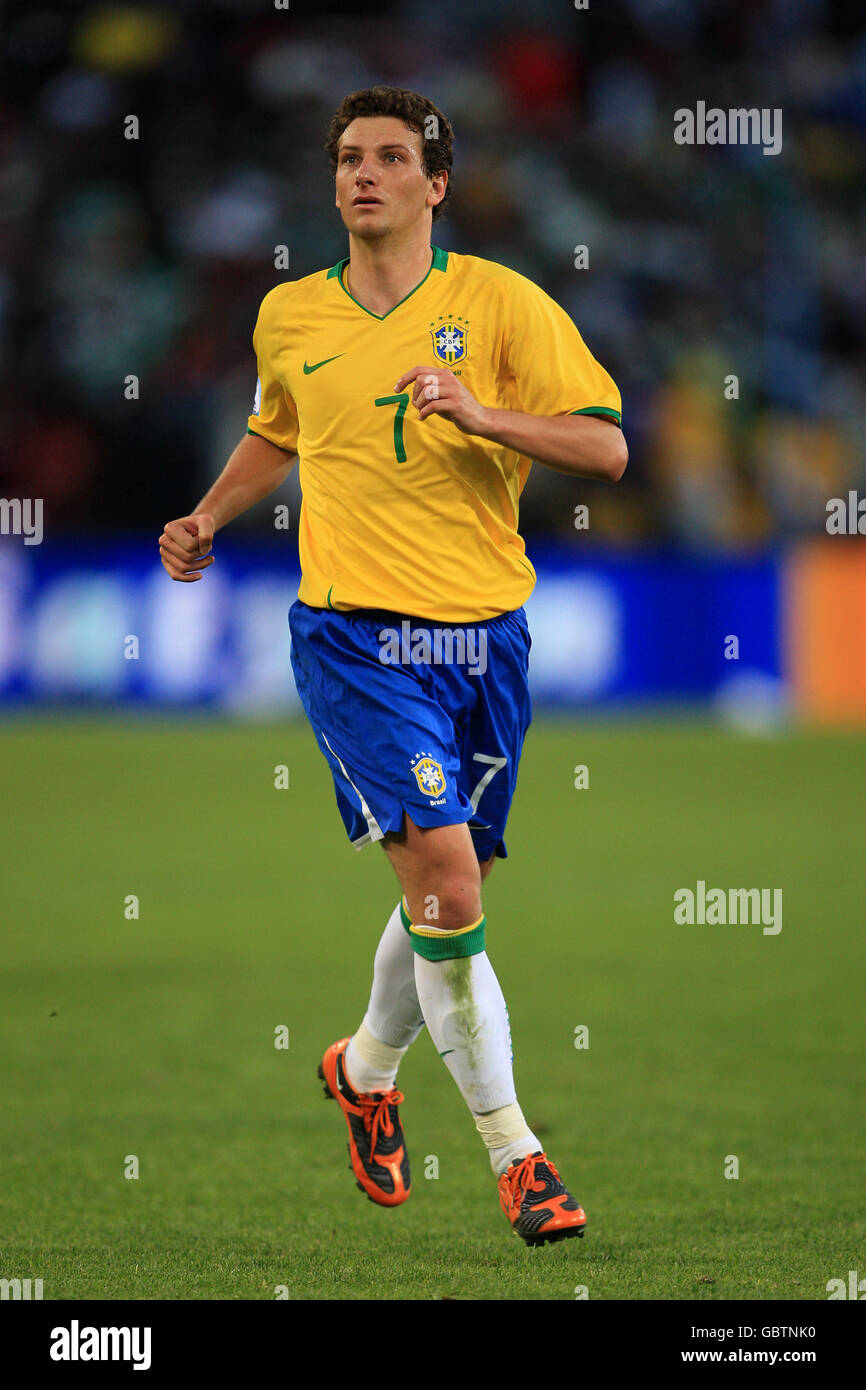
[
  {"x1": 501, "y1": 271, "x2": 622, "y2": 427},
  {"x1": 246, "y1": 295, "x2": 299, "y2": 453}
]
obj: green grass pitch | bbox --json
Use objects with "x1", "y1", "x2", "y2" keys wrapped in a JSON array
[{"x1": 1, "y1": 716, "x2": 863, "y2": 1300}]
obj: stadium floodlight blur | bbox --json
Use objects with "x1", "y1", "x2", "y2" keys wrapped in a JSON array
[{"x1": 0, "y1": 0, "x2": 864, "y2": 719}]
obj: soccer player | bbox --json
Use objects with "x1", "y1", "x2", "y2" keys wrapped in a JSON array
[{"x1": 159, "y1": 86, "x2": 626, "y2": 1246}]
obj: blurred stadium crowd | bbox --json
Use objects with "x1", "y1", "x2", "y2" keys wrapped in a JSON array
[{"x1": 0, "y1": 0, "x2": 864, "y2": 547}]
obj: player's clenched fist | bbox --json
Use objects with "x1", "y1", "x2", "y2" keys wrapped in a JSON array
[{"x1": 159, "y1": 513, "x2": 216, "y2": 582}]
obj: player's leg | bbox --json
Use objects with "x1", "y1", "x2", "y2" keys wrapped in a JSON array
[
  {"x1": 382, "y1": 816, "x2": 540, "y2": 1156},
  {"x1": 316, "y1": 893, "x2": 416, "y2": 1207},
  {"x1": 314, "y1": 844, "x2": 421, "y2": 1210},
  {"x1": 384, "y1": 815, "x2": 586, "y2": 1244}
]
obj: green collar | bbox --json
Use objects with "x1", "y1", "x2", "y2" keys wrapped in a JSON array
[{"x1": 326, "y1": 244, "x2": 448, "y2": 320}]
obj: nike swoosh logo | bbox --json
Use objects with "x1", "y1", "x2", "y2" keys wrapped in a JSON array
[{"x1": 303, "y1": 354, "x2": 344, "y2": 374}]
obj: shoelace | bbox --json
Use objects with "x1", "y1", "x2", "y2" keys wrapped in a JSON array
[
  {"x1": 508, "y1": 1151, "x2": 560, "y2": 1201},
  {"x1": 360, "y1": 1088, "x2": 404, "y2": 1155}
]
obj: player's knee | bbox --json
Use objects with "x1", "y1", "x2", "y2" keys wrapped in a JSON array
[{"x1": 420, "y1": 874, "x2": 482, "y2": 931}]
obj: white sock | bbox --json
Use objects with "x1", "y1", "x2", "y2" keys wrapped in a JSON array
[
  {"x1": 413, "y1": 949, "x2": 535, "y2": 1129},
  {"x1": 344, "y1": 903, "x2": 425, "y2": 1093},
  {"x1": 344, "y1": 1019, "x2": 407, "y2": 1095}
]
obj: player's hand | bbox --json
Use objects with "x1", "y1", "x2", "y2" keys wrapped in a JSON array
[
  {"x1": 394, "y1": 365, "x2": 489, "y2": 436},
  {"x1": 159, "y1": 513, "x2": 216, "y2": 582}
]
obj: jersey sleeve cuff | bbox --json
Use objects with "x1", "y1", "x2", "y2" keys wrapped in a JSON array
[{"x1": 569, "y1": 406, "x2": 622, "y2": 427}]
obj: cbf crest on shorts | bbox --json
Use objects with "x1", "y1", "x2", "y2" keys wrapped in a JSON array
[
  {"x1": 429, "y1": 320, "x2": 467, "y2": 366},
  {"x1": 410, "y1": 752, "x2": 447, "y2": 800}
]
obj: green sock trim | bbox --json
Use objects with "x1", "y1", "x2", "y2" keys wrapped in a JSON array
[
  {"x1": 410, "y1": 916, "x2": 486, "y2": 961},
  {"x1": 399, "y1": 897, "x2": 412, "y2": 933}
]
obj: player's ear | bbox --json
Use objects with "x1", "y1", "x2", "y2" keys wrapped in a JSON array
[{"x1": 428, "y1": 170, "x2": 447, "y2": 209}]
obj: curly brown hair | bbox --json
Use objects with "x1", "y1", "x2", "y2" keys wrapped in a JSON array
[{"x1": 325, "y1": 86, "x2": 454, "y2": 223}]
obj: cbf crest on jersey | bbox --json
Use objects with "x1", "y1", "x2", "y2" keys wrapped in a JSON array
[
  {"x1": 430, "y1": 321, "x2": 468, "y2": 366},
  {"x1": 410, "y1": 751, "x2": 447, "y2": 799}
]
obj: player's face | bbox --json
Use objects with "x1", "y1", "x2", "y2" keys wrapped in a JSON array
[{"x1": 335, "y1": 116, "x2": 444, "y2": 239}]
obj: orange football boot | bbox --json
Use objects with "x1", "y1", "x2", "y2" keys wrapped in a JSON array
[
  {"x1": 499, "y1": 1151, "x2": 587, "y2": 1245},
  {"x1": 318, "y1": 1037, "x2": 410, "y2": 1207}
]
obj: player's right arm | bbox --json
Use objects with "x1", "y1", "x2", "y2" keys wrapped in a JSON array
[{"x1": 159, "y1": 431, "x2": 297, "y2": 583}]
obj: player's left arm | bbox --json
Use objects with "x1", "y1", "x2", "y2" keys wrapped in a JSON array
[{"x1": 394, "y1": 365, "x2": 628, "y2": 482}]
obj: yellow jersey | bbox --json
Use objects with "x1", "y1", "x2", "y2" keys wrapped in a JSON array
[{"x1": 247, "y1": 245, "x2": 621, "y2": 621}]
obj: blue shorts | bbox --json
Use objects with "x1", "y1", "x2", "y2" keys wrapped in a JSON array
[{"x1": 288, "y1": 600, "x2": 532, "y2": 861}]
